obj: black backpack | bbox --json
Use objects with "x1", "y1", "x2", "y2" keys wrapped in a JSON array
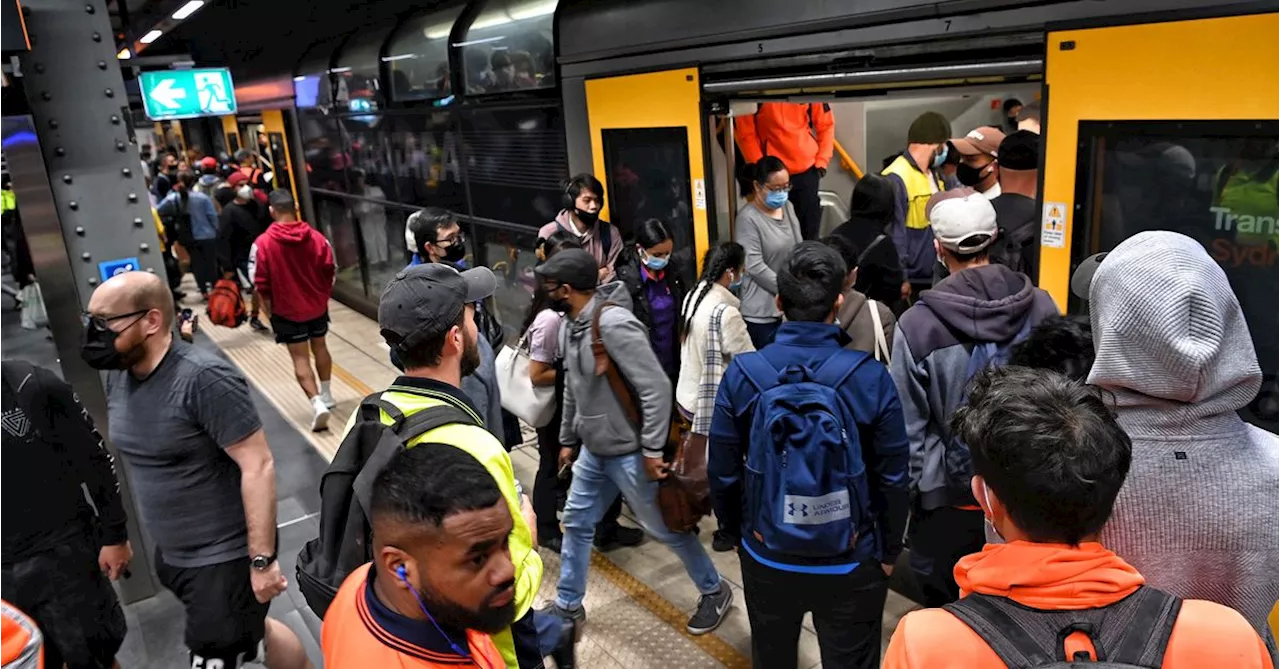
[
  {"x1": 296, "y1": 394, "x2": 478, "y2": 618},
  {"x1": 943, "y1": 586, "x2": 1182, "y2": 668}
]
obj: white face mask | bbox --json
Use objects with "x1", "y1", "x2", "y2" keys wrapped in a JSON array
[
  {"x1": 980, "y1": 479, "x2": 1005, "y2": 544},
  {"x1": 236, "y1": 185, "x2": 253, "y2": 200}
]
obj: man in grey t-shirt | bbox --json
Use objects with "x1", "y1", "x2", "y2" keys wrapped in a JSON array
[{"x1": 84, "y1": 271, "x2": 311, "y2": 669}]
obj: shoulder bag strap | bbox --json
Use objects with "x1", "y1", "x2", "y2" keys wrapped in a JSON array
[
  {"x1": 943, "y1": 594, "x2": 1055, "y2": 667},
  {"x1": 396, "y1": 404, "x2": 479, "y2": 445},
  {"x1": 1104, "y1": 587, "x2": 1182, "y2": 667},
  {"x1": 868, "y1": 300, "x2": 889, "y2": 363},
  {"x1": 360, "y1": 395, "x2": 406, "y2": 430},
  {"x1": 737, "y1": 355, "x2": 781, "y2": 394},
  {"x1": 592, "y1": 302, "x2": 641, "y2": 428}
]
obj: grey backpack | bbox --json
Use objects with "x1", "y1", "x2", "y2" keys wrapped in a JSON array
[{"x1": 943, "y1": 586, "x2": 1182, "y2": 668}]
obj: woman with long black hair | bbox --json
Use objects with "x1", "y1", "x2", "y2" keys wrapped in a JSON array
[
  {"x1": 523, "y1": 230, "x2": 640, "y2": 553},
  {"x1": 676, "y1": 241, "x2": 754, "y2": 551},
  {"x1": 615, "y1": 218, "x2": 692, "y2": 383}
]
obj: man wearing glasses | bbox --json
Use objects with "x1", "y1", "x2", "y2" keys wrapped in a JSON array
[{"x1": 82, "y1": 270, "x2": 312, "y2": 669}]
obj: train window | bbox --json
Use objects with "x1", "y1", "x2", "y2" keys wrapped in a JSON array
[
  {"x1": 1073, "y1": 120, "x2": 1278, "y2": 432},
  {"x1": 459, "y1": 105, "x2": 567, "y2": 226},
  {"x1": 334, "y1": 27, "x2": 392, "y2": 111},
  {"x1": 340, "y1": 121, "x2": 399, "y2": 202},
  {"x1": 386, "y1": 5, "x2": 464, "y2": 101},
  {"x1": 295, "y1": 42, "x2": 336, "y2": 110},
  {"x1": 470, "y1": 222, "x2": 540, "y2": 347},
  {"x1": 458, "y1": 0, "x2": 557, "y2": 94},
  {"x1": 298, "y1": 111, "x2": 351, "y2": 193},
  {"x1": 383, "y1": 113, "x2": 469, "y2": 214},
  {"x1": 266, "y1": 132, "x2": 292, "y2": 194},
  {"x1": 600, "y1": 127, "x2": 695, "y2": 252}
]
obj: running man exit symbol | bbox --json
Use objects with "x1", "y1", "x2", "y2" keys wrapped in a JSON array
[{"x1": 195, "y1": 71, "x2": 232, "y2": 114}]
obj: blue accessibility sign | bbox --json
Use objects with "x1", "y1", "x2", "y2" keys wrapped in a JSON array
[{"x1": 98, "y1": 257, "x2": 140, "y2": 283}]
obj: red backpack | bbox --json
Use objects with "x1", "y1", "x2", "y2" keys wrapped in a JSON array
[{"x1": 207, "y1": 278, "x2": 247, "y2": 328}]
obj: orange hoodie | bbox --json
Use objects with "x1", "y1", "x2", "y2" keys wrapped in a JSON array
[
  {"x1": 735, "y1": 102, "x2": 835, "y2": 175},
  {"x1": 884, "y1": 542, "x2": 1273, "y2": 669}
]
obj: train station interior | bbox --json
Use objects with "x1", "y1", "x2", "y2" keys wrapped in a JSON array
[{"x1": 1, "y1": 0, "x2": 1276, "y2": 667}]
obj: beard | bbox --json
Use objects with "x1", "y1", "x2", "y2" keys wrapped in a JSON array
[
  {"x1": 417, "y1": 580, "x2": 516, "y2": 635},
  {"x1": 460, "y1": 330, "x2": 481, "y2": 378}
]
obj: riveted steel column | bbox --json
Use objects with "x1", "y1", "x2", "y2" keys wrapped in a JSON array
[{"x1": 16, "y1": 0, "x2": 161, "y2": 602}]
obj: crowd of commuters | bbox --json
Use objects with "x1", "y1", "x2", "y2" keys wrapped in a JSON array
[{"x1": 2, "y1": 104, "x2": 1275, "y2": 669}]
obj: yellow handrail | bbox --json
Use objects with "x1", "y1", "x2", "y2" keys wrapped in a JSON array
[{"x1": 833, "y1": 139, "x2": 864, "y2": 179}]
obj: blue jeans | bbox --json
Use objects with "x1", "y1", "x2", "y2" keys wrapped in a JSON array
[{"x1": 556, "y1": 449, "x2": 722, "y2": 609}]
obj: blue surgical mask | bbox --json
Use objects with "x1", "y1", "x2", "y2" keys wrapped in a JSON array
[
  {"x1": 932, "y1": 144, "x2": 949, "y2": 168},
  {"x1": 763, "y1": 190, "x2": 789, "y2": 210},
  {"x1": 728, "y1": 271, "x2": 743, "y2": 293},
  {"x1": 642, "y1": 252, "x2": 669, "y2": 271}
]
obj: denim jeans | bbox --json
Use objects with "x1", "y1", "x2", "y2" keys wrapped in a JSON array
[{"x1": 555, "y1": 449, "x2": 722, "y2": 609}]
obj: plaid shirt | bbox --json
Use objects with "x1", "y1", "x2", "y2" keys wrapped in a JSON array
[{"x1": 691, "y1": 303, "x2": 729, "y2": 436}]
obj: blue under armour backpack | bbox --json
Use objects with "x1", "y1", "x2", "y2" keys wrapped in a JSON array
[
  {"x1": 738, "y1": 352, "x2": 873, "y2": 558},
  {"x1": 944, "y1": 317, "x2": 1037, "y2": 502}
]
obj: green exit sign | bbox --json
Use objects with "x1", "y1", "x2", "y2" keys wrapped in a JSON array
[{"x1": 139, "y1": 68, "x2": 237, "y2": 121}]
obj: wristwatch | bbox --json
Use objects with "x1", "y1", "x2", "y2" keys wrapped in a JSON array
[{"x1": 250, "y1": 553, "x2": 277, "y2": 571}]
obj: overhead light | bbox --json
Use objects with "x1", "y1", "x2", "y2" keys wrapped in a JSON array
[
  {"x1": 328, "y1": 66, "x2": 352, "y2": 74},
  {"x1": 453, "y1": 35, "x2": 506, "y2": 47},
  {"x1": 171, "y1": 0, "x2": 204, "y2": 20},
  {"x1": 509, "y1": 0, "x2": 556, "y2": 20},
  {"x1": 116, "y1": 48, "x2": 131, "y2": 59},
  {"x1": 381, "y1": 54, "x2": 417, "y2": 62},
  {"x1": 424, "y1": 25, "x2": 452, "y2": 40},
  {"x1": 469, "y1": 14, "x2": 512, "y2": 31},
  {"x1": 139, "y1": 29, "x2": 163, "y2": 44},
  {"x1": 293, "y1": 75, "x2": 306, "y2": 82}
]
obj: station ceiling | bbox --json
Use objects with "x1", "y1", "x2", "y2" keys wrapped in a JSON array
[{"x1": 119, "y1": 0, "x2": 446, "y2": 80}]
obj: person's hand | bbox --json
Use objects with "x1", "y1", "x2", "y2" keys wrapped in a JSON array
[
  {"x1": 900, "y1": 281, "x2": 912, "y2": 303},
  {"x1": 558, "y1": 447, "x2": 576, "y2": 472},
  {"x1": 250, "y1": 562, "x2": 288, "y2": 604},
  {"x1": 817, "y1": 167, "x2": 827, "y2": 178},
  {"x1": 643, "y1": 457, "x2": 669, "y2": 481},
  {"x1": 520, "y1": 494, "x2": 538, "y2": 546},
  {"x1": 881, "y1": 562, "x2": 895, "y2": 577},
  {"x1": 98, "y1": 542, "x2": 132, "y2": 580}
]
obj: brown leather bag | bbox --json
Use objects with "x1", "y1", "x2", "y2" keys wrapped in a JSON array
[{"x1": 591, "y1": 303, "x2": 707, "y2": 533}]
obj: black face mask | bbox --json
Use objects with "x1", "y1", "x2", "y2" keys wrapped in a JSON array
[
  {"x1": 574, "y1": 208, "x2": 599, "y2": 226},
  {"x1": 436, "y1": 234, "x2": 466, "y2": 264},
  {"x1": 80, "y1": 315, "x2": 146, "y2": 370},
  {"x1": 549, "y1": 298, "x2": 571, "y2": 313},
  {"x1": 956, "y1": 162, "x2": 991, "y2": 188}
]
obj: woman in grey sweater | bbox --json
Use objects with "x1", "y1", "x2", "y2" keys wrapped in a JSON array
[{"x1": 734, "y1": 156, "x2": 804, "y2": 348}]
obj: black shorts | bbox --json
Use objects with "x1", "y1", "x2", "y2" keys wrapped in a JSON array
[
  {"x1": 155, "y1": 549, "x2": 270, "y2": 665},
  {"x1": 1, "y1": 535, "x2": 126, "y2": 669},
  {"x1": 271, "y1": 312, "x2": 329, "y2": 344}
]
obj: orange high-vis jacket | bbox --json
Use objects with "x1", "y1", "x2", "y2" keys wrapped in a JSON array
[
  {"x1": 735, "y1": 102, "x2": 835, "y2": 176},
  {"x1": 322, "y1": 564, "x2": 507, "y2": 669},
  {"x1": 884, "y1": 542, "x2": 1274, "y2": 669},
  {"x1": 1, "y1": 600, "x2": 43, "y2": 669}
]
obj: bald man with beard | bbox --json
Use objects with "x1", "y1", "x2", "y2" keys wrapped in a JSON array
[{"x1": 84, "y1": 271, "x2": 312, "y2": 669}]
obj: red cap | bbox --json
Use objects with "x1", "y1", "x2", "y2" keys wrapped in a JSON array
[
  {"x1": 226, "y1": 171, "x2": 248, "y2": 187},
  {"x1": 199, "y1": 156, "x2": 218, "y2": 169}
]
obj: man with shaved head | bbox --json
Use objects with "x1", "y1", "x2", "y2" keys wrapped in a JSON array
[{"x1": 84, "y1": 270, "x2": 312, "y2": 669}]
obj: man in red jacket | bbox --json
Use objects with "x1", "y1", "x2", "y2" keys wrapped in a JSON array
[{"x1": 250, "y1": 190, "x2": 337, "y2": 431}]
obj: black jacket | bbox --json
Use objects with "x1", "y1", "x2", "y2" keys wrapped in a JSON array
[{"x1": 614, "y1": 246, "x2": 694, "y2": 337}]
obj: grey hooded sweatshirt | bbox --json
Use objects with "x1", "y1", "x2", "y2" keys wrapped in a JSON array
[
  {"x1": 890, "y1": 263, "x2": 1058, "y2": 510},
  {"x1": 1090, "y1": 230, "x2": 1278, "y2": 642},
  {"x1": 559, "y1": 281, "x2": 672, "y2": 458}
]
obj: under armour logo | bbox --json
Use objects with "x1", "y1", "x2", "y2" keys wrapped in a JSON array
[
  {"x1": 2, "y1": 408, "x2": 29, "y2": 438},
  {"x1": 787, "y1": 502, "x2": 796, "y2": 517},
  {"x1": 800, "y1": 503, "x2": 809, "y2": 517}
]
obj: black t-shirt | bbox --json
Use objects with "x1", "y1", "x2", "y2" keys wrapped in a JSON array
[
  {"x1": 990, "y1": 193, "x2": 1039, "y2": 278},
  {"x1": 217, "y1": 201, "x2": 266, "y2": 271}
]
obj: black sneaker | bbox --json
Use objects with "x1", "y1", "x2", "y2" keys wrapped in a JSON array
[
  {"x1": 594, "y1": 525, "x2": 644, "y2": 551},
  {"x1": 712, "y1": 530, "x2": 738, "y2": 553},
  {"x1": 686, "y1": 583, "x2": 732, "y2": 635},
  {"x1": 539, "y1": 535, "x2": 563, "y2": 554},
  {"x1": 547, "y1": 615, "x2": 578, "y2": 668},
  {"x1": 249, "y1": 317, "x2": 268, "y2": 332},
  {"x1": 539, "y1": 602, "x2": 586, "y2": 642}
]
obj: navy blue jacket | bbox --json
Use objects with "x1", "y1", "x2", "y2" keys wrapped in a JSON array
[{"x1": 708, "y1": 321, "x2": 910, "y2": 573}]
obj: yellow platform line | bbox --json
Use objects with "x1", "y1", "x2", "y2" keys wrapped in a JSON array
[
  {"x1": 330, "y1": 362, "x2": 373, "y2": 396},
  {"x1": 588, "y1": 551, "x2": 751, "y2": 668}
]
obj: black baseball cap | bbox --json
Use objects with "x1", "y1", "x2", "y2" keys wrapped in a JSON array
[
  {"x1": 533, "y1": 248, "x2": 598, "y2": 291},
  {"x1": 379, "y1": 263, "x2": 497, "y2": 351},
  {"x1": 999, "y1": 130, "x2": 1040, "y2": 171},
  {"x1": 1070, "y1": 252, "x2": 1108, "y2": 301}
]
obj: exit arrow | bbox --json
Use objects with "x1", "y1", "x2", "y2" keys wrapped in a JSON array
[{"x1": 150, "y1": 78, "x2": 186, "y2": 110}]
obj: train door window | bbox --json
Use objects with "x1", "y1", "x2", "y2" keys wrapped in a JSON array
[
  {"x1": 600, "y1": 127, "x2": 694, "y2": 252},
  {"x1": 386, "y1": 4, "x2": 464, "y2": 102},
  {"x1": 266, "y1": 132, "x2": 292, "y2": 193},
  {"x1": 227, "y1": 132, "x2": 240, "y2": 155},
  {"x1": 459, "y1": 0, "x2": 557, "y2": 94},
  {"x1": 1072, "y1": 120, "x2": 1278, "y2": 431}
]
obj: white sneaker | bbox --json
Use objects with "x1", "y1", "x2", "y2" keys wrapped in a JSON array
[
  {"x1": 310, "y1": 396, "x2": 331, "y2": 432},
  {"x1": 319, "y1": 391, "x2": 337, "y2": 409}
]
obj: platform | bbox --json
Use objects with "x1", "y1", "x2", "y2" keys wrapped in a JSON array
[{"x1": 195, "y1": 289, "x2": 921, "y2": 668}]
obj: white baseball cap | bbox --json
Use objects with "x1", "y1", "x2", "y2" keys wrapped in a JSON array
[{"x1": 926, "y1": 187, "x2": 998, "y2": 253}]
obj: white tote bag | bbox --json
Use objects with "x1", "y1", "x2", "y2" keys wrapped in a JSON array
[
  {"x1": 496, "y1": 333, "x2": 556, "y2": 428},
  {"x1": 19, "y1": 283, "x2": 47, "y2": 330}
]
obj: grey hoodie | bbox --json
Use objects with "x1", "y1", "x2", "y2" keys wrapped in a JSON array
[
  {"x1": 1090, "y1": 231, "x2": 1278, "y2": 641},
  {"x1": 890, "y1": 263, "x2": 1058, "y2": 509},
  {"x1": 559, "y1": 282, "x2": 672, "y2": 458}
]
